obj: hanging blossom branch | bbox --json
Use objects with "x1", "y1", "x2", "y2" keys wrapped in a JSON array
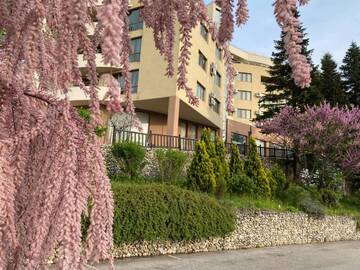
[
  {"x1": 0, "y1": 0, "x2": 312, "y2": 268},
  {"x1": 274, "y1": 0, "x2": 312, "y2": 88},
  {"x1": 236, "y1": 0, "x2": 249, "y2": 26}
]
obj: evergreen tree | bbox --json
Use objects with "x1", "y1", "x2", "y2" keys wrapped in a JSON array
[
  {"x1": 257, "y1": 11, "x2": 321, "y2": 120},
  {"x1": 319, "y1": 53, "x2": 347, "y2": 106},
  {"x1": 229, "y1": 144, "x2": 255, "y2": 194},
  {"x1": 341, "y1": 42, "x2": 360, "y2": 106},
  {"x1": 187, "y1": 141, "x2": 216, "y2": 193},
  {"x1": 214, "y1": 136, "x2": 230, "y2": 197},
  {"x1": 244, "y1": 137, "x2": 271, "y2": 198}
]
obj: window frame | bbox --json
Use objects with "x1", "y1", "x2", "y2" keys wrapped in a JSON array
[
  {"x1": 128, "y1": 8, "x2": 144, "y2": 31},
  {"x1": 237, "y1": 109, "x2": 252, "y2": 119},
  {"x1": 129, "y1": 37, "x2": 142, "y2": 62},
  {"x1": 198, "y1": 51, "x2": 207, "y2": 71},
  {"x1": 200, "y1": 24, "x2": 209, "y2": 41},
  {"x1": 196, "y1": 82, "x2": 206, "y2": 101}
]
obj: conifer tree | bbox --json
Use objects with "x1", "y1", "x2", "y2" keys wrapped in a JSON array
[
  {"x1": 187, "y1": 141, "x2": 216, "y2": 193},
  {"x1": 214, "y1": 136, "x2": 230, "y2": 197},
  {"x1": 244, "y1": 137, "x2": 271, "y2": 197},
  {"x1": 229, "y1": 144, "x2": 244, "y2": 178},
  {"x1": 341, "y1": 42, "x2": 360, "y2": 107},
  {"x1": 319, "y1": 53, "x2": 347, "y2": 106},
  {"x1": 257, "y1": 11, "x2": 321, "y2": 120}
]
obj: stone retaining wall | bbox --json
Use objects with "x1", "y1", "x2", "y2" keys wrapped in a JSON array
[{"x1": 114, "y1": 210, "x2": 360, "y2": 258}]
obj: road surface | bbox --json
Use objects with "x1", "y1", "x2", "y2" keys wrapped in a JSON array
[{"x1": 91, "y1": 241, "x2": 360, "y2": 270}]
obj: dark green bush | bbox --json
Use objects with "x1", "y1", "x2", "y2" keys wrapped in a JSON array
[
  {"x1": 213, "y1": 136, "x2": 230, "y2": 198},
  {"x1": 154, "y1": 149, "x2": 188, "y2": 183},
  {"x1": 244, "y1": 137, "x2": 271, "y2": 198},
  {"x1": 187, "y1": 140, "x2": 216, "y2": 193},
  {"x1": 320, "y1": 189, "x2": 342, "y2": 207},
  {"x1": 230, "y1": 173, "x2": 256, "y2": 195},
  {"x1": 267, "y1": 165, "x2": 287, "y2": 198},
  {"x1": 111, "y1": 141, "x2": 146, "y2": 180},
  {"x1": 281, "y1": 184, "x2": 310, "y2": 206},
  {"x1": 112, "y1": 183, "x2": 235, "y2": 245},
  {"x1": 299, "y1": 197, "x2": 325, "y2": 217}
]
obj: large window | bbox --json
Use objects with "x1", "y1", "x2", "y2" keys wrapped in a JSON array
[
  {"x1": 116, "y1": 70, "x2": 140, "y2": 93},
  {"x1": 232, "y1": 133, "x2": 247, "y2": 155},
  {"x1": 129, "y1": 37, "x2": 142, "y2": 62},
  {"x1": 212, "y1": 98, "x2": 220, "y2": 114},
  {"x1": 198, "y1": 51, "x2": 207, "y2": 70},
  {"x1": 215, "y1": 72, "x2": 221, "y2": 87},
  {"x1": 128, "y1": 8, "x2": 143, "y2": 31},
  {"x1": 237, "y1": 109, "x2": 252, "y2": 119},
  {"x1": 200, "y1": 24, "x2": 209, "y2": 41},
  {"x1": 215, "y1": 46, "x2": 222, "y2": 60},
  {"x1": 236, "y1": 90, "x2": 252, "y2": 101},
  {"x1": 196, "y1": 82, "x2": 206, "y2": 101},
  {"x1": 237, "y1": 72, "x2": 252, "y2": 82}
]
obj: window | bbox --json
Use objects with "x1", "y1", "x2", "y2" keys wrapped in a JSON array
[
  {"x1": 128, "y1": 8, "x2": 143, "y2": 31},
  {"x1": 196, "y1": 82, "x2": 205, "y2": 101},
  {"x1": 212, "y1": 98, "x2": 221, "y2": 114},
  {"x1": 129, "y1": 37, "x2": 142, "y2": 62},
  {"x1": 232, "y1": 133, "x2": 247, "y2": 155},
  {"x1": 256, "y1": 139, "x2": 265, "y2": 157},
  {"x1": 214, "y1": 8, "x2": 221, "y2": 25},
  {"x1": 237, "y1": 72, "x2": 252, "y2": 82},
  {"x1": 215, "y1": 72, "x2": 221, "y2": 87},
  {"x1": 237, "y1": 109, "x2": 252, "y2": 119},
  {"x1": 198, "y1": 51, "x2": 207, "y2": 70},
  {"x1": 200, "y1": 24, "x2": 209, "y2": 41},
  {"x1": 215, "y1": 46, "x2": 222, "y2": 60},
  {"x1": 116, "y1": 70, "x2": 139, "y2": 93},
  {"x1": 236, "y1": 90, "x2": 252, "y2": 101}
]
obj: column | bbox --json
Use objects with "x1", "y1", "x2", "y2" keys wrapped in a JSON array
[{"x1": 167, "y1": 96, "x2": 180, "y2": 136}]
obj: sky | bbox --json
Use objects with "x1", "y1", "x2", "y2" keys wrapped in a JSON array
[{"x1": 205, "y1": 0, "x2": 360, "y2": 66}]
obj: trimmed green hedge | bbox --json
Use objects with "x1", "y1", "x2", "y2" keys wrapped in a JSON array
[{"x1": 112, "y1": 183, "x2": 235, "y2": 245}]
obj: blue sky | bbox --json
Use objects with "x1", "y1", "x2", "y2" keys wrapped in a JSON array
[{"x1": 205, "y1": 0, "x2": 360, "y2": 66}]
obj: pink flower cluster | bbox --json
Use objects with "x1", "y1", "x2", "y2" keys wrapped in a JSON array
[
  {"x1": 274, "y1": 0, "x2": 312, "y2": 88},
  {"x1": 259, "y1": 104, "x2": 360, "y2": 174}
]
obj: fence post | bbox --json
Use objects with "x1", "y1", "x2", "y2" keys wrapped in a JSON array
[
  {"x1": 112, "y1": 127, "x2": 116, "y2": 145},
  {"x1": 178, "y1": 134, "x2": 181, "y2": 150},
  {"x1": 148, "y1": 130, "x2": 152, "y2": 148}
]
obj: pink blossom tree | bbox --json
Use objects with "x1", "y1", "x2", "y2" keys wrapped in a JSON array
[
  {"x1": 258, "y1": 104, "x2": 360, "y2": 189},
  {"x1": 0, "y1": 0, "x2": 311, "y2": 268}
]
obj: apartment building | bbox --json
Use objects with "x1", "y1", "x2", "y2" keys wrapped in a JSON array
[
  {"x1": 69, "y1": 1, "x2": 277, "y2": 149},
  {"x1": 226, "y1": 45, "x2": 274, "y2": 151},
  {"x1": 70, "y1": 0, "x2": 226, "y2": 143}
]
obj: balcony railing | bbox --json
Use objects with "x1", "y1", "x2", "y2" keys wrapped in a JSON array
[{"x1": 112, "y1": 130, "x2": 294, "y2": 160}]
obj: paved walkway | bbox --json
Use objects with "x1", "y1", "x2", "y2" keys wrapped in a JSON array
[{"x1": 91, "y1": 241, "x2": 360, "y2": 270}]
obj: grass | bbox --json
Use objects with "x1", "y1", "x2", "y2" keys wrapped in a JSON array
[
  {"x1": 224, "y1": 194, "x2": 360, "y2": 218},
  {"x1": 223, "y1": 195, "x2": 299, "y2": 213}
]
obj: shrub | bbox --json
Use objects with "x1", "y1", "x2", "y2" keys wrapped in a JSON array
[
  {"x1": 281, "y1": 184, "x2": 310, "y2": 206},
  {"x1": 228, "y1": 144, "x2": 255, "y2": 195},
  {"x1": 299, "y1": 197, "x2": 325, "y2": 217},
  {"x1": 213, "y1": 136, "x2": 230, "y2": 197},
  {"x1": 320, "y1": 189, "x2": 342, "y2": 207},
  {"x1": 111, "y1": 141, "x2": 146, "y2": 180},
  {"x1": 244, "y1": 137, "x2": 271, "y2": 198},
  {"x1": 111, "y1": 183, "x2": 235, "y2": 244},
  {"x1": 154, "y1": 149, "x2": 188, "y2": 183},
  {"x1": 267, "y1": 165, "x2": 287, "y2": 198},
  {"x1": 187, "y1": 141, "x2": 216, "y2": 193},
  {"x1": 76, "y1": 107, "x2": 107, "y2": 137}
]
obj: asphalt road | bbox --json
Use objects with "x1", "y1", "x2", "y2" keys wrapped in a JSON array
[{"x1": 91, "y1": 241, "x2": 360, "y2": 270}]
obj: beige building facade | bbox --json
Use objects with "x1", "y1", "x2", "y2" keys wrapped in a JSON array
[{"x1": 69, "y1": 1, "x2": 275, "y2": 148}]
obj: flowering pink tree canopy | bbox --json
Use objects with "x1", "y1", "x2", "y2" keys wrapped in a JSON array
[
  {"x1": 259, "y1": 104, "x2": 360, "y2": 177},
  {"x1": 0, "y1": 0, "x2": 311, "y2": 268}
]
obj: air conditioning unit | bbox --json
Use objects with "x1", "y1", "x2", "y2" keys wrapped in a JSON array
[
  {"x1": 209, "y1": 93, "x2": 217, "y2": 106},
  {"x1": 255, "y1": 92, "x2": 262, "y2": 98}
]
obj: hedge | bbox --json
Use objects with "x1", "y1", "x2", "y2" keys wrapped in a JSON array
[{"x1": 112, "y1": 183, "x2": 235, "y2": 245}]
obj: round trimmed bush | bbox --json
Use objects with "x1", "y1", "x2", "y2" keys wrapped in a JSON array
[{"x1": 112, "y1": 183, "x2": 235, "y2": 245}]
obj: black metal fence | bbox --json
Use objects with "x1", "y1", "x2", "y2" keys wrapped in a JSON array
[{"x1": 112, "y1": 129, "x2": 294, "y2": 161}]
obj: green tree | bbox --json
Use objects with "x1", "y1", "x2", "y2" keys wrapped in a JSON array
[
  {"x1": 257, "y1": 11, "x2": 321, "y2": 120},
  {"x1": 187, "y1": 140, "x2": 216, "y2": 193},
  {"x1": 214, "y1": 136, "x2": 230, "y2": 197},
  {"x1": 111, "y1": 141, "x2": 146, "y2": 180},
  {"x1": 244, "y1": 137, "x2": 271, "y2": 197},
  {"x1": 229, "y1": 144, "x2": 255, "y2": 195},
  {"x1": 319, "y1": 53, "x2": 347, "y2": 106},
  {"x1": 341, "y1": 42, "x2": 360, "y2": 106}
]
